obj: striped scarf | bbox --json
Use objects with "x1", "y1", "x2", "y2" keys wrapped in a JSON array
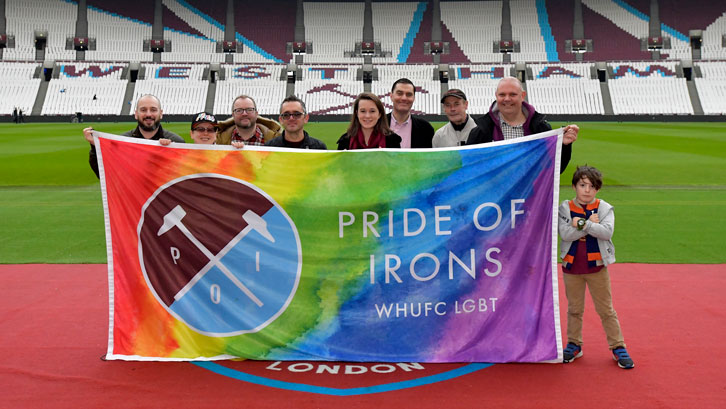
[{"x1": 562, "y1": 199, "x2": 602, "y2": 271}]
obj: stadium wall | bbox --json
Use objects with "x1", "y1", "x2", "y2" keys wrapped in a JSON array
[{"x1": 5, "y1": 113, "x2": 725, "y2": 124}]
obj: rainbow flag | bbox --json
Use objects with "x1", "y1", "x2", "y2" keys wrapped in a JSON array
[{"x1": 98, "y1": 129, "x2": 564, "y2": 362}]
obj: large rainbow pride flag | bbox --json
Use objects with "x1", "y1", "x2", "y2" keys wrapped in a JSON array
[{"x1": 98, "y1": 129, "x2": 564, "y2": 363}]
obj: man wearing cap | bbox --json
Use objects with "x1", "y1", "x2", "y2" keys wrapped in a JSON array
[
  {"x1": 159, "y1": 112, "x2": 244, "y2": 148},
  {"x1": 386, "y1": 78, "x2": 434, "y2": 148},
  {"x1": 82, "y1": 94, "x2": 184, "y2": 178},
  {"x1": 466, "y1": 77, "x2": 578, "y2": 173},
  {"x1": 216, "y1": 95, "x2": 282, "y2": 146},
  {"x1": 266, "y1": 95, "x2": 327, "y2": 149},
  {"x1": 433, "y1": 89, "x2": 477, "y2": 147}
]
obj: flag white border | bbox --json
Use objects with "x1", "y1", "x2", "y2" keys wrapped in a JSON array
[{"x1": 96, "y1": 129, "x2": 566, "y2": 362}]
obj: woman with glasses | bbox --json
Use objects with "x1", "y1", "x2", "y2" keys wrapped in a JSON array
[
  {"x1": 337, "y1": 93, "x2": 401, "y2": 150},
  {"x1": 160, "y1": 112, "x2": 244, "y2": 148}
]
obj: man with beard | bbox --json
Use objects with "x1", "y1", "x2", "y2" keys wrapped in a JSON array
[
  {"x1": 385, "y1": 78, "x2": 434, "y2": 149},
  {"x1": 216, "y1": 95, "x2": 281, "y2": 146},
  {"x1": 83, "y1": 94, "x2": 184, "y2": 178}
]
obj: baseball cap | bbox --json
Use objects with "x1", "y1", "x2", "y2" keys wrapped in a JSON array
[
  {"x1": 191, "y1": 112, "x2": 218, "y2": 129},
  {"x1": 440, "y1": 89, "x2": 467, "y2": 103}
]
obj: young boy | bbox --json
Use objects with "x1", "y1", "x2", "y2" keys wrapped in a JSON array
[{"x1": 558, "y1": 165, "x2": 634, "y2": 369}]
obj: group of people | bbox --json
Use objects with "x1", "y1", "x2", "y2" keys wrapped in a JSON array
[
  {"x1": 82, "y1": 75, "x2": 633, "y2": 369},
  {"x1": 11, "y1": 107, "x2": 25, "y2": 124},
  {"x1": 83, "y1": 76, "x2": 578, "y2": 166}
]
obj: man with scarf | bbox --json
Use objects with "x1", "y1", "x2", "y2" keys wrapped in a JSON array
[{"x1": 466, "y1": 77, "x2": 578, "y2": 173}]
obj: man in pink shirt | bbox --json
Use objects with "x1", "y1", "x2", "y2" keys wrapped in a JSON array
[{"x1": 386, "y1": 78, "x2": 434, "y2": 148}]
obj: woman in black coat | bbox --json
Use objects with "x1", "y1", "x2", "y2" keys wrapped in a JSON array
[{"x1": 337, "y1": 93, "x2": 401, "y2": 150}]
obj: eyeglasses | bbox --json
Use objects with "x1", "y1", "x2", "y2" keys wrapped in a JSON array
[
  {"x1": 280, "y1": 112, "x2": 304, "y2": 120},
  {"x1": 193, "y1": 127, "x2": 216, "y2": 133},
  {"x1": 233, "y1": 107, "x2": 256, "y2": 115}
]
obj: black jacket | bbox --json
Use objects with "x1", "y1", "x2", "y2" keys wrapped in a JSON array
[
  {"x1": 467, "y1": 103, "x2": 572, "y2": 173},
  {"x1": 336, "y1": 132, "x2": 402, "y2": 150},
  {"x1": 385, "y1": 113, "x2": 434, "y2": 148},
  {"x1": 266, "y1": 131, "x2": 327, "y2": 150},
  {"x1": 88, "y1": 125, "x2": 184, "y2": 178}
]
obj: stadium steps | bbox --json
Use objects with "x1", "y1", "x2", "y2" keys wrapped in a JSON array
[
  {"x1": 599, "y1": 81, "x2": 614, "y2": 115},
  {"x1": 686, "y1": 80, "x2": 704, "y2": 115},
  {"x1": 31, "y1": 80, "x2": 49, "y2": 116},
  {"x1": 205, "y1": 81, "x2": 216, "y2": 113},
  {"x1": 501, "y1": 0, "x2": 512, "y2": 63},
  {"x1": 120, "y1": 81, "x2": 136, "y2": 116}
]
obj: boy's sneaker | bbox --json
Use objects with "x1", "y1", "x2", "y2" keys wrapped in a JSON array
[
  {"x1": 563, "y1": 343, "x2": 582, "y2": 363},
  {"x1": 612, "y1": 347, "x2": 635, "y2": 369}
]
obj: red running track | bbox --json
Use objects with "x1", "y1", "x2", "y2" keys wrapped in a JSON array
[{"x1": 1, "y1": 263, "x2": 724, "y2": 408}]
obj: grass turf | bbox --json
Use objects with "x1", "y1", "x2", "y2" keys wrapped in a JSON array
[{"x1": 0, "y1": 121, "x2": 724, "y2": 263}]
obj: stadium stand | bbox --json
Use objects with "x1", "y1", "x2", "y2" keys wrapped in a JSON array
[
  {"x1": 658, "y1": 0, "x2": 726, "y2": 41},
  {"x1": 436, "y1": 12, "x2": 471, "y2": 64},
  {"x1": 182, "y1": 0, "x2": 226, "y2": 27},
  {"x1": 84, "y1": 5, "x2": 154, "y2": 62},
  {"x1": 161, "y1": 0, "x2": 224, "y2": 63},
  {"x1": 694, "y1": 61, "x2": 726, "y2": 115},
  {"x1": 611, "y1": 0, "x2": 714, "y2": 63},
  {"x1": 440, "y1": 1, "x2": 503, "y2": 63},
  {"x1": 182, "y1": 0, "x2": 291, "y2": 63},
  {"x1": 404, "y1": 1, "x2": 434, "y2": 64},
  {"x1": 371, "y1": 2, "x2": 420, "y2": 64},
  {"x1": 88, "y1": 0, "x2": 154, "y2": 24},
  {"x1": 162, "y1": 2, "x2": 206, "y2": 38},
  {"x1": 544, "y1": 0, "x2": 576, "y2": 62},
  {"x1": 227, "y1": 0, "x2": 294, "y2": 63},
  {"x1": 403, "y1": 1, "x2": 469, "y2": 64},
  {"x1": 0, "y1": 62, "x2": 41, "y2": 115},
  {"x1": 527, "y1": 63, "x2": 604, "y2": 114},
  {"x1": 613, "y1": 0, "x2": 697, "y2": 62},
  {"x1": 87, "y1": 0, "x2": 285, "y2": 63},
  {"x1": 213, "y1": 64, "x2": 287, "y2": 116},
  {"x1": 372, "y1": 64, "x2": 440, "y2": 114},
  {"x1": 448, "y1": 64, "x2": 511, "y2": 113},
  {"x1": 607, "y1": 61, "x2": 693, "y2": 114},
  {"x1": 41, "y1": 62, "x2": 127, "y2": 115},
  {"x1": 1, "y1": 1, "x2": 725, "y2": 117},
  {"x1": 511, "y1": 0, "x2": 551, "y2": 62},
  {"x1": 4, "y1": 0, "x2": 77, "y2": 61},
  {"x1": 581, "y1": 0, "x2": 652, "y2": 61},
  {"x1": 132, "y1": 63, "x2": 207, "y2": 114},
  {"x1": 302, "y1": 2, "x2": 364, "y2": 63},
  {"x1": 581, "y1": 0, "x2": 690, "y2": 60},
  {"x1": 160, "y1": 29, "x2": 221, "y2": 63},
  {"x1": 702, "y1": 11, "x2": 726, "y2": 60},
  {"x1": 295, "y1": 64, "x2": 363, "y2": 115},
  {"x1": 584, "y1": 0, "x2": 650, "y2": 42}
]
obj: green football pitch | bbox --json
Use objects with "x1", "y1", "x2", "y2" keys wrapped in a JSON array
[{"x1": 0, "y1": 121, "x2": 724, "y2": 264}]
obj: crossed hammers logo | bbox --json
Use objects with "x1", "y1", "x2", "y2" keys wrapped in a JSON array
[{"x1": 157, "y1": 205, "x2": 275, "y2": 307}]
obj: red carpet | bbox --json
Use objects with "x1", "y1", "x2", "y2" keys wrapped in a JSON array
[{"x1": 1, "y1": 263, "x2": 724, "y2": 408}]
